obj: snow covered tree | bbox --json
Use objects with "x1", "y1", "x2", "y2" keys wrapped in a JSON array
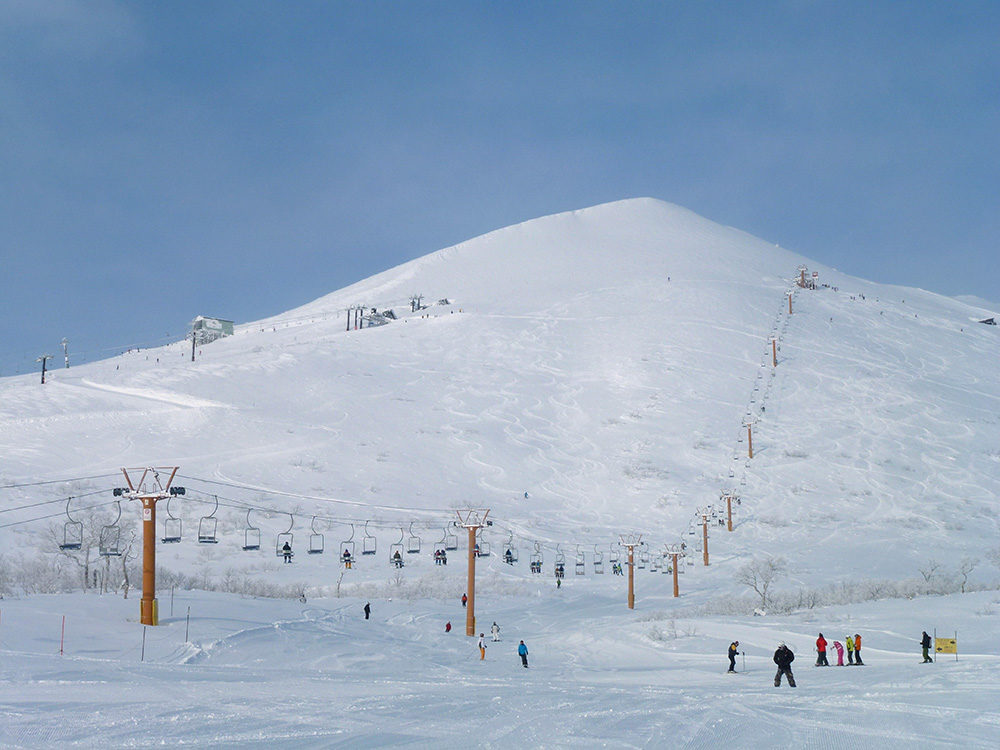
[{"x1": 737, "y1": 556, "x2": 786, "y2": 611}]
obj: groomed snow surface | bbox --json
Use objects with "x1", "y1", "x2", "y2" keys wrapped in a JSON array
[
  {"x1": 1, "y1": 198, "x2": 999, "y2": 747},
  {"x1": 1, "y1": 586, "x2": 998, "y2": 748}
]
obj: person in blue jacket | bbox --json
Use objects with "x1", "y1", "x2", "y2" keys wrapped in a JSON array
[{"x1": 518, "y1": 640, "x2": 529, "y2": 668}]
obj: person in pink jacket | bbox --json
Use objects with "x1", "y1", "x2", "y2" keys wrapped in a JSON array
[{"x1": 832, "y1": 640, "x2": 845, "y2": 666}]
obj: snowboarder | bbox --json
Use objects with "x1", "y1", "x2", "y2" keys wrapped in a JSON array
[
  {"x1": 363, "y1": 602, "x2": 370, "y2": 620},
  {"x1": 461, "y1": 593, "x2": 467, "y2": 608},
  {"x1": 478, "y1": 633, "x2": 486, "y2": 660},
  {"x1": 816, "y1": 633, "x2": 829, "y2": 666},
  {"x1": 518, "y1": 640, "x2": 529, "y2": 668},
  {"x1": 342, "y1": 548, "x2": 352, "y2": 569},
  {"x1": 853, "y1": 633, "x2": 864, "y2": 665},
  {"x1": 281, "y1": 541, "x2": 292, "y2": 563},
  {"x1": 491, "y1": 622, "x2": 501, "y2": 642},
  {"x1": 728, "y1": 641, "x2": 739, "y2": 672},
  {"x1": 556, "y1": 577, "x2": 562, "y2": 589},
  {"x1": 773, "y1": 642, "x2": 796, "y2": 687},
  {"x1": 921, "y1": 631, "x2": 933, "y2": 663},
  {"x1": 833, "y1": 639, "x2": 845, "y2": 666},
  {"x1": 845, "y1": 634, "x2": 855, "y2": 665},
  {"x1": 445, "y1": 621, "x2": 451, "y2": 633}
]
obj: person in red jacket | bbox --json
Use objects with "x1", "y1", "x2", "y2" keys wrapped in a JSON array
[
  {"x1": 816, "y1": 633, "x2": 829, "y2": 666},
  {"x1": 853, "y1": 633, "x2": 864, "y2": 665}
]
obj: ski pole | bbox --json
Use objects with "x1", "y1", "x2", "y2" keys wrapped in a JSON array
[{"x1": 742, "y1": 651, "x2": 746, "y2": 672}]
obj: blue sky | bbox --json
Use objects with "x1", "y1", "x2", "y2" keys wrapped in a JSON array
[{"x1": 2, "y1": 1, "x2": 998, "y2": 374}]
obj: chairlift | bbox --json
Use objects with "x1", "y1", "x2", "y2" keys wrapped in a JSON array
[
  {"x1": 161, "y1": 495, "x2": 181, "y2": 543},
  {"x1": 442, "y1": 525, "x2": 458, "y2": 551},
  {"x1": 242, "y1": 509, "x2": 261, "y2": 551},
  {"x1": 99, "y1": 501, "x2": 123, "y2": 557},
  {"x1": 340, "y1": 524, "x2": 356, "y2": 567},
  {"x1": 197, "y1": 495, "x2": 219, "y2": 544},
  {"x1": 530, "y1": 541, "x2": 543, "y2": 574},
  {"x1": 593, "y1": 545, "x2": 604, "y2": 574},
  {"x1": 362, "y1": 520, "x2": 377, "y2": 555},
  {"x1": 308, "y1": 516, "x2": 325, "y2": 554},
  {"x1": 575, "y1": 545, "x2": 586, "y2": 575},
  {"x1": 59, "y1": 497, "x2": 83, "y2": 551},
  {"x1": 637, "y1": 543, "x2": 649, "y2": 569},
  {"x1": 554, "y1": 544, "x2": 566, "y2": 577},
  {"x1": 475, "y1": 528, "x2": 491, "y2": 557},
  {"x1": 406, "y1": 522, "x2": 421, "y2": 554},
  {"x1": 390, "y1": 527, "x2": 405, "y2": 567},
  {"x1": 275, "y1": 513, "x2": 294, "y2": 559},
  {"x1": 608, "y1": 543, "x2": 620, "y2": 566},
  {"x1": 503, "y1": 532, "x2": 518, "y2": 565}
]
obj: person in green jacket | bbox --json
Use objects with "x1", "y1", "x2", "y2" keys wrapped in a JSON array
[{"x1": 845, "y1": 635, "x2": 855, "y2": 665}]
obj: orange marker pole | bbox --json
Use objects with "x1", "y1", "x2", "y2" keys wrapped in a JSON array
[
  {"x1": 702, "y1": 516, "x2": 709, "y2": 566},
  {"x1": 727, "y1": 495, "x2": 733, "y2": 532},
  {"x1": 672, "y1": 554, "x2": 679, "y2": 597}
]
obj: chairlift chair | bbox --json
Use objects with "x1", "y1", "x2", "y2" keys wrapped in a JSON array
[
  {"x1": 406, "y1": 522, "x2": 421, "y2": 554},
  {"x1": 575, "y1": 546, "x2": 586, "y2": 575},
  {"x1": 198, "y1": 495, "x2": 219, "y2": 544},
  {"x1": 443, "y1": 526, "x2": 458, "y2": 551},
  {"x1": 503, "y1": 533, "x2": 518, "y2": 565},
  {"x1": 554, "y1": 544, "x2": 566, "y2": 577},
  {"x1": 275, "y1": 513, "x2": 294, "y2": 559},
  {"x1": 475, "y1": 529, "x2": 491, "y2": 557},
  {"x1": 637, "y1": 543, "x2": 649, "y2": 569},
  {"x1": 362, "y1": 520, "x2": 377, "y2": 555},
  {"x1": 161, "y1": 495, "x2": 182, "y2": 543},
  {"x1": 308, "y1": 516, "x2": 325, "y2": 554},
  {"x1": 390, "y1": 528, "x2": 405, "y2": 567},
  {"x1": 242, "y1": 509, "x2": 261, "y2": 551},
  {"x1": 529, "y1": 541, "x2": 543, "y2": 574},
  {"x1": 99, "y1": 501, "x2": 123, "y2": 557},
  {"x1": 340, "y1": 524, "x2": 357, "y2": 567},
  {"x1": 593, "y1": 545, "x2": 604, "y2": 574},
  {"x1": 59, "y1": 498, "x2": 83, "y2": 551},
  {"x1": 609, "y1": 543, "x2": 620, "y2": 567}
]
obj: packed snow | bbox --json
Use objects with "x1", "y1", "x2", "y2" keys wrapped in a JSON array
[{"x1": 1, "y1": 198, "x2": 998, "y2": 747}]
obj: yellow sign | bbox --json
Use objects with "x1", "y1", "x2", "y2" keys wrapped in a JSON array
[{"x1": 935, "y1": 638, "x2": 957, "y2": 654}]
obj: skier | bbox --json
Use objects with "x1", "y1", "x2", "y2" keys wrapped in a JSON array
[
  {"x1": 281, "y1": 541, "x2": 292, "y2": 564},
  {"x1": 491, "y1": 622, "x2": 501, "y2": 642},
  {"x1": 461, "y1": 593, "x2": 467, "y2": 608},
  {"x1": 342, "y1": 548, "x2": 352, "y2": 569},
  {"x1": 853, "y1": 633, "x2": 864, "y2": 665},
  {"x1": 478, "y1": 633, "x2": 486, "y2": 660},
  {"x1": 556, "y1": 577, "x2": 562, "y2": 589},
  {"x1": 815, "y1": 633, "x2": 829, "y2": 666},
  {"x1": 445, "y1": 621, "x2": 451, "y2": 633},
  {"x1": 518, "y1": 640, "x2": 529, "y2": 668},
  {"x1": 845, "y1": 634, "x2": 855, "y2": 665},
  {"x1": 921, "y1": 631, "x2": 933, "y2": 663},
  {"x1": 833, "y1": 639, "x2": 845, "y2": 666},
  {"x1": 363, "y1": 602, "x2": 370, "y2": 620},
  {"x1": 392, "y1": 550, "x2": 403, "y2": 568},
  {"x1": 773, "y1": 642, "x2": 796, "y2": 687},
  {"x1": 728, "y1": 641, "x2": 739, "y2": 673}
]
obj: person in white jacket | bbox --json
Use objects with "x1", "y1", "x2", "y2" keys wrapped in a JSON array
[{"x1": 491, "y1": 622, "x2": 501, "y2": 642}]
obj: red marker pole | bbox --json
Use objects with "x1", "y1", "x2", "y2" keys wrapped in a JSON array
[{"x1": 60, "y1": 615, "x2": 66, "y2": 655}]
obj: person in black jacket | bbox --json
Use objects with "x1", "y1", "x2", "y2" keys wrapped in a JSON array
[
  {"x1": 773, "y1": 642, "x2": 796, "y2": 687},
  {"x1": 728, "y1": 641, "x2": 739, "y2": 672},
  {"x1": 921, "y1": 631, "x2": 933, "y2": 663}
]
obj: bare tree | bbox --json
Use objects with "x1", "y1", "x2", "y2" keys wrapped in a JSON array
[
  {"x1": 918, "y1": 559, "x2": 942, "y2": 582},
  {"x1": 736, "y1": 556, "x2": 786, "y2": 611},
  {"x1": 120, "y1": 530, "x2": 137, "y2": 599},
  {"x1": 957, "y1": 557, "x2": 978, "y2": 594}
]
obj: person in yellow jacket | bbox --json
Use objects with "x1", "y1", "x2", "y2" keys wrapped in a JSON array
[
  {"x1": 728, "y1": 641, "x2": 739, "y2": 672},
  {"x1": 845, "y1": 635, "x2": 855, "y2": 665}
]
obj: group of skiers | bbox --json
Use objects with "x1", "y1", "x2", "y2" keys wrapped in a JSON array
[
  {"x1": 728, "y1": 629, "x2": 944, "y2": 686},
  {"x1": 813, "y1": 632, "x2": 864, "y2": 666},
  {"x1": 432, "y1": 549, "x2": 448, "y2": 565}
]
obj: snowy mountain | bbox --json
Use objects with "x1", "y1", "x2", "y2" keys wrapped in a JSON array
[
  {"x1": 2, "y1": 197, "x2": 998, "y2": 588},
  {"x1": 2, "y1": 198, "x2": 999, "y2": 748}
]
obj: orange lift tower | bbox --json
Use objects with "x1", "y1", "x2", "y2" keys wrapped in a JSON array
[
  {"x1": 664, "y1": 542, "x2": 685, "y2": 598},
  {"x1": 456, "y1": 509, "x2": 491, "y2": 636},
  {"x1": 115, "y1": 467, "x2": 184, "y2": 626},
  {"x1": 619, "y1": 533, "x2": 642, "y2": 610}
]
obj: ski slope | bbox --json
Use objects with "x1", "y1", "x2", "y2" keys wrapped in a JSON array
[{"x1": 1, "y1": 197, "x2": 998, "y2": 746}]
